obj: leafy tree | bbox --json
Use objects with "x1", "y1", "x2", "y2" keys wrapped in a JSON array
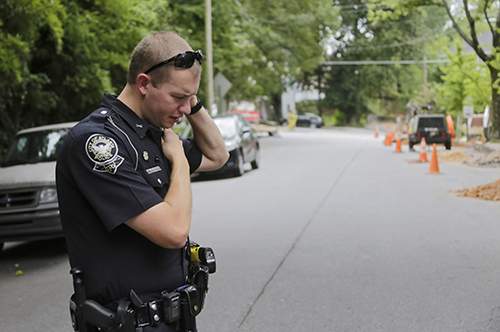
[
  {"x1": 237, "y1": 0, "x2": 339, "y2": 119},
  {"x1": 320, "y1": 0, "x2": 447, "y2": 124},
  {"x1": 149, "y1": 0, "x2": 339, "y2": 120},
  {"x1": 368, "y1": 0, "x2": 500, "y2": 137},
  {"x1": 435, "y1": 39, "x2": 491, "y2": 116},
  {"x1": 0, "y1": 0, "x2": 169, "y2": 156},
  {"x1": 0, "y1": 0, "x2": 66, "y2": 154},
  {"x1": 0, "y1": 0, "x2": 340, "y2": 156}
]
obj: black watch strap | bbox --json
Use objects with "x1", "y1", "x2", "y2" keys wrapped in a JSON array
[{"x1": 189, "y1": 101, "x2": 203, "y2": 116}]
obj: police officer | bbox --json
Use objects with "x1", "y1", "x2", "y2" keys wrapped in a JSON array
[{"x1": 56, "y1": 31, "x2": 228, "y2": 331}]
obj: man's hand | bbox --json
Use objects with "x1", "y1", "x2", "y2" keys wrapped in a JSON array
[
  {"x1": 187, "y1": 97, "x2": 229, "y2": 171},
  {"x1": 189, "y1": 95, "x2": 199, "y2": 115},
  {"x1": 127, "y1": 128, "x2": 192, "y2": 249},
  {"x1": 161, "y1": 129, "x2": 187, "y2": 164}
]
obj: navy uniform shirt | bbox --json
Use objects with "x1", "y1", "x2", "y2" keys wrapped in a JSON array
[{"x1": 56, "y1": 95, "x2": 202, "y2": 304}]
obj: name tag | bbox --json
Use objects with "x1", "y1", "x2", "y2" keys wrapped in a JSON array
[{"x1": 146, "y1": 166, "x2": 162, "y2": 174}]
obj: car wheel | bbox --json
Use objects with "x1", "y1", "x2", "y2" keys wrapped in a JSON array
[
  {"x1": 251, "y1": 147, "x2": 261, "y2": 170},
  {"x1": 234, "y1": 150, "x2": 245, "y2": 177},
  {"x1": 445, "y1": 141, "x2": 451, "y2": 150}
]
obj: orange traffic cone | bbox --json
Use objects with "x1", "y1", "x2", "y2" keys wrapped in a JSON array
[
  {"x1": 395, "y1": 137, "x2": 402, "y2": 153},
  {"x1": 385, "y1": 132, "x2": 394, "y2": 146},
  {"x1": 429, "y1": 144, "x2": 440, "y2": 174},
  {"x1": 419, "y1": 138, "x2": 428, "y2": 163}
]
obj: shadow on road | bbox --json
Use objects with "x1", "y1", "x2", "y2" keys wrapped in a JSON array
[
  {"x1": 0, "y1": 238, "x2": 67, "y2": 261},
  {"x1": 0, "y1": 238, "x2": 68, "y2": 278}
]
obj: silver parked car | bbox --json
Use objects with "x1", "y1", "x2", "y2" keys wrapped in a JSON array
[
  {"x1": 183, "y1": 114, "x2": 261, "y2": 177},
  {"x1": 0, "y1": 122, "x2": 76, "y2": 250}
]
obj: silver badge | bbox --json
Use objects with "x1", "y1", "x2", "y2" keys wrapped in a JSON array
[
  {"x1": 143, "y1": 151, "x2": 149, "y2": 161},
  {"x1": 85, "y1": 134, "x2": 124, "y2": 174}
]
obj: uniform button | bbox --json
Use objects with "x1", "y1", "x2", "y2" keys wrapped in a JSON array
[
  {"x1": 150, "y1": 303, "x2": 157, "y2": 311},
  {"x1": 100, "y1": 110, "x2": 108, "y2": 115},
  {"x1": 157, "y1": 178, "x2": 162, "y2": 184},
  {"x1": 153, "y1": 314, "x2": 160, "y2": 322}
]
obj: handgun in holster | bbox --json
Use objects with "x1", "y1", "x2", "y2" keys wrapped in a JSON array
[{"x1": 69, "y1": 267, "x2": 135, "y2": 332}]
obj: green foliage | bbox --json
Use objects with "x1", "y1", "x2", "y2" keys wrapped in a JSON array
[
  {"x1": 221, "y1": 0, "x2": 340, "y2": 116},
  {"x1": 367, "y1": 0, "x2": 500, "y2": 137},
  {"x1": 323, "y1": 111, "x2": 346, "y2": 126},
  {"x1": 165, "y1": 0, "x2": 340, "y2": 115},
  {"x1": 320, "y1": 0, "x2": 448, "y2": 124},
  {"x1": 0, "y1": 0, "x2": 341, "y2": 155},
  {"x1": 5, "y1": 0, "x2": 497, "y2": 157},
  {"x1": 296, "y1": 101, "x2": 318, "y2": 115},
  {"x1": 0, "y1": 0, "x2": 169, "y2": 156},
  {"x1": 435, "y1": 40, "x2": 491, "y2": 116},
  {"x1": 0, "y1": 0, "x2": 67, "y2": 155}
]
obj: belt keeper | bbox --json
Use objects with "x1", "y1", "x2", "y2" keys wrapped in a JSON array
[
  {"x1": 133, "y1": 299, "x2": 161, "y2": 327},
  {"x1": 161, "y1": 290, "x2": 181, "y2": 323},
  {"x1": 147, "y1": 300, "x2": 161, "y2": 326}
]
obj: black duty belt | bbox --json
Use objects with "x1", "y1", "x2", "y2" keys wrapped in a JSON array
[
  {"x1": 128, "y1": 289, "x2": 181, "y2": 328},
  {"x1": 110, "y1": 286, "x2": 202, "y2": 329},
  {"x1": 69, "y1": 242, "x2": 214, "y2": 332}
]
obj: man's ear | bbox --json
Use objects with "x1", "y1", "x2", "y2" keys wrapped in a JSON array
[{"x1": 136, "y1": 73, "x2": 151, "y2": 96}]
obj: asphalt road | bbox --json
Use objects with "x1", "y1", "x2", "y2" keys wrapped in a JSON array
[{"x1": 1, "y1": 127, "x2": 500, "y2": 332}]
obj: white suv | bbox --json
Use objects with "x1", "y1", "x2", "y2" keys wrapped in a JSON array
[{"x1": 0, "y1": 122, "x2": 76, "y2": 251}]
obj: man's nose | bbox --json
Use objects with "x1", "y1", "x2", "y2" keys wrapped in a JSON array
[{"x1": 179, "y1": 99, "x2": 191, "y2": 114}]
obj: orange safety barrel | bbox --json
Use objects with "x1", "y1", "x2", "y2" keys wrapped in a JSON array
[{"x1": 446, "y1": 115, "x2": 455, "y2": 138}]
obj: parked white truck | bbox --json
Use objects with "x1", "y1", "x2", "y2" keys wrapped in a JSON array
[{"x1": 0, "y1": 122, "x2": 76, "y2": 251}]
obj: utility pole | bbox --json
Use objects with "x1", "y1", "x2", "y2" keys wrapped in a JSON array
[
  {"x1": 317, "y1": 67, "x2": 323, "y2": 118},
  {"x1": 423, "y1": 55, "x2": 428, "y2": 86},
  {"x1": 205, "y1": 0, "x2": 215, "y2": 115}
]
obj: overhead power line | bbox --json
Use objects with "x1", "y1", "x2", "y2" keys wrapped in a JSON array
[
  {"x1": 322, "y1": 59, "x2": 450, "y2": 65},
  {"x1": 333, "y1": 32, "x2": 447, "y2": 52}
]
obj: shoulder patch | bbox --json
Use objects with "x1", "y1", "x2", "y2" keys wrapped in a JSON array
[{"x1": 85, "y1": 134, "x2": 124, "y2": 174}]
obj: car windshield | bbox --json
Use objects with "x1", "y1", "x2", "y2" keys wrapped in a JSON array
[
  {"x1": 2, "y1": 129, "x2": 69, "y2": 167},
  {"x1": 214, "y1": 118, "x2": 238, "y2": 139},
  {"x1": 418, "y1": 117, "x2": 445, "y2": 129}
]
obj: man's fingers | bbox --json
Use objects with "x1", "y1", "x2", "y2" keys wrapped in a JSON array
[{"x1": 163, "y1": 129, "x2": 176, "y2": 140}]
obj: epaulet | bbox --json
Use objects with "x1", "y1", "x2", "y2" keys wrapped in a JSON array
[
  {"x1": 92, "y1": 107, "x2": 113, "y2": 118},
  {"x1": 70, "y1": 107, "x2": 114, "y2": 139}
]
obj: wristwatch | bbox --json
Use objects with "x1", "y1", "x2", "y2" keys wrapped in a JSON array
[{"x1": 189, "y1": 101, "x2": 203, "y2": 116}]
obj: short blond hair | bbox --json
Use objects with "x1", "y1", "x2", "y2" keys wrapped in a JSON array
[{"x1": 127, "y1": 31, "x2": 194, "y2": 84}]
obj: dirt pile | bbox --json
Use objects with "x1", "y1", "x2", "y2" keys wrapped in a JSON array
[
  {"x1": 440, "y1": 151, "x2": 470, "y2": 163},
  {"x1": 465, "y1": 150, "x2": 500, "y2": 167},
  {"x1": 454, "y1": 179, "x2": 500, "y2": 201}
]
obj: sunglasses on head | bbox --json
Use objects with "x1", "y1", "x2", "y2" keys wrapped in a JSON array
[{"x1": 144, "y1": 50, "x2": 204, "y2": 74}]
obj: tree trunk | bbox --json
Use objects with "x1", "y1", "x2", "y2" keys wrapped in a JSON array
[
  {"x1": 489, "y1": 66, "x2": 500, "y2": 139},
  {"x1": 270, "y1": 93, "x2": 282, "y2": 122}
]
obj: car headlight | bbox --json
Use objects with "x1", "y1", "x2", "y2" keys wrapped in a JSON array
[{"x1": 39, "y1": 187, "x2": 58, "y2": 204}]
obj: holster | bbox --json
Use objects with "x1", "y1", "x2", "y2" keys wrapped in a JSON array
[{"x1": 177, "y1": 285, "x2": 199, "y2": 332}]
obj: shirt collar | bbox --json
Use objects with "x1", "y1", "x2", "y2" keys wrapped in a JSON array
[{"x1": 101, "y1": 94, "x2": 163, "y2": 140}]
